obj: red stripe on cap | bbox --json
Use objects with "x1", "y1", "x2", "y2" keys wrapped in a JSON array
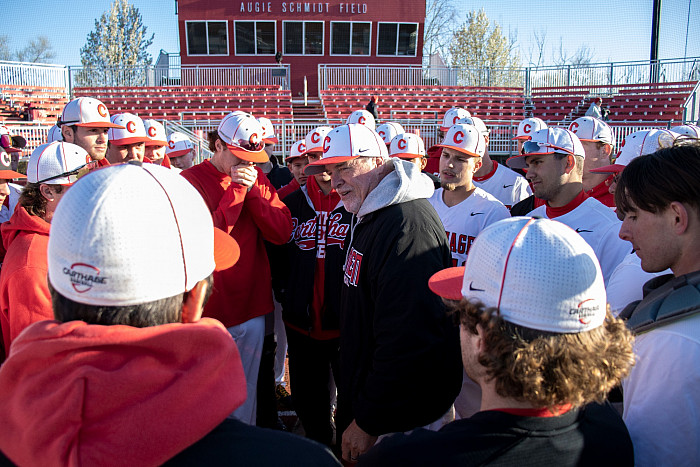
[{"x1": 497, "y1": 218, "x2": 536, "y2": 310}]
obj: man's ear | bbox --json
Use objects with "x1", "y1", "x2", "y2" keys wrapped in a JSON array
[
  {"x1": 181, "y1": 279, "x2": 209, "y2": 323},
  {"x1": 668, "y1": 201, "x2": 690, "y2": 236},
  {"x1": 39, "y1": 184, "x2": 55, "y2": 201},
  {"x1": 214, "y1": 138, "x2": 226, "y2": 153},
  {"x1": 563, "y1": 155, "x2": 576, "y2": 174},
  {"x1": 61, "y1": 126, "x2": 74, "y2": 143},
  {"x1": 420, "y1": 157, "x2": 428, "y2": 171}
]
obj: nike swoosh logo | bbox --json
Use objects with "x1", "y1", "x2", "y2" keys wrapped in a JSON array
[
  {"x1": 470, "y1": 212, "x2": 483, "y2": 216},
  {"x1": 503, "y1": 184, "x2": 513, "y2": 188},
  {"x1": 358, "y1": 148, "x2": 370, "y2": 153},
  {"x1": 575, "y1": 228, "x2": 593, "y2": 233},
  {"x1": 469, "y1": 282, "x2": 485, "y2": 292}
]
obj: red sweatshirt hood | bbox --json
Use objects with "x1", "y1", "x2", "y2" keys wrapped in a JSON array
[
  {"x1": 0, "y1": 318, "x2": 246, "y2": 467},
  {"x1": 1, "y1": 205, "x2": 50, "y2": 252}
]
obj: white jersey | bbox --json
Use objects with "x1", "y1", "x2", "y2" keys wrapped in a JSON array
[
  {"x1": 0, "y1": 183, "x2": 23, "y2": 224},
  {"x1": 429, "y1": 187, "x2": 510, "y2": 267},
  {"x1": 473, "y1": 161, "x2": 531, "y2": 210},
  {"x1": 528, "y1": 197, "x2": 629, "y2": 286},
  {"x1": 607, "y1": 253, "x2": 669, "y2": 316}
]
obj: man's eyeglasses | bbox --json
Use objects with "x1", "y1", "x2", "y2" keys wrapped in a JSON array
[
  {"x1": 37, "y1": 160, "x2": 99, "y2": 184},
  {"x1": 521, "y1": 141, "x2": 574, "y2": 156},
  {"x1": 234, "y1": 138, "x2": 264, "y2": 152}
]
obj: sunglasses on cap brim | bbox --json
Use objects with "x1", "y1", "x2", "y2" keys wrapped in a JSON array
[
  {"x1": 520, "y1": 141, "x2": 574, "y2": 157},
  {"x1": 230, "y1": 138, "x2": 265, "y2": 153},
  {"x1": 37, "y1": 160, "x2": 99, "y2": 184},
  {"x1": 0, "y1": 133, "x2": 26, "y2": 151}
]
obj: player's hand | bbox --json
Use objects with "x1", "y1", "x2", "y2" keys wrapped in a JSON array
[
  {"x1": 231, "y1": 163, "x2": 258, "y2": 191},
  {"x1": 342, "y1": 419, "x2": 377, "y2": 464}
]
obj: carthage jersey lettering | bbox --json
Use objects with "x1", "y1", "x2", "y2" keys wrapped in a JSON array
[
  {"x1": 473, "y1": 160, "x2": 532, "y2": 210},
  {"x1": 292, "y1": 211, "x2": 349, "y2": 258},
  {"x1": 428, "y1": 187, "x2": 510, "y2": 266}
]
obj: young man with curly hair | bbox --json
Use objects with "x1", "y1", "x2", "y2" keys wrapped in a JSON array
[{"x1": 360, "y1": 217, "x2": 636, "y2": 466}]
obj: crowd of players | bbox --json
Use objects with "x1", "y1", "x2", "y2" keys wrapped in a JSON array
[{"x1": 0, "y1": 94, "x2": 697, "y2": 466}]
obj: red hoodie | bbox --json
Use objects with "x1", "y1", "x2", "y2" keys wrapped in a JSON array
[
  {"x1": 0, "y1": 318, "x2": 245, "y2": 467},
  {"x1": 586, "y1": 175, "x2": 615, "y2": 208},
  {"x1": 181, "y1": 160, "x2": 293, "y2": 327},
  {"x1": 0, "y1": 206, "x2": 52, "y2": 355}
]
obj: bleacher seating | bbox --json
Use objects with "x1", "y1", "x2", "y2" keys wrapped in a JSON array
[
  {"x1": 320, "y1": 85, "x2": 526, "y2": 123},
  {"x1": 0, "y1": 85, "x2": 68, "y2": 123},
  {"x1": 73, "y1": 85, "x2": 294, "y2": 122}
]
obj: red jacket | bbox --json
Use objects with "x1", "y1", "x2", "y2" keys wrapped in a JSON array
[
  {"x1": 181, "y1": 160, "x2": 293, "y2": 327},
  {"x1": 0, "y1": 206, "x2": 52, "y2": 355},
  {"x1": 0, "y1": 318, "x2": 245, "y2": 466},
  {"x1": 276, "y1": 178, "x2": 300, "y2": 200},
  {"x1": 587, "y1": 175, "x2": 615, "y2": 208},
  {"x1": 425, "y1": 145, "x2": 441, "y2": 176}
]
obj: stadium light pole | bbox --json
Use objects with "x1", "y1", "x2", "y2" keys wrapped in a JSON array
[{"x1": 650, "y1": 0, "x2": 662, "y2": 83}]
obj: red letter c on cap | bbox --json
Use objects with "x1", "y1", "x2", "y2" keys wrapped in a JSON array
[
  {"x1": 148, "y1": 126, "x2": 156, "y2": 137},
  {"x1": 168, "y1": 140, "x2": 175, "y2": 149},
  {"x1": 397, "y1": 138, "x2": 407, "y2": 150},
  {"x1": 311, "y1": 132, "x2": 320, "y2": 144},
  {"x1": 570, "y1": 121, "x2": 579, "y2": 133},
  {"x1": 97, "y1": 104, "x2": 108, "y2": 117},
  {"x1": 358, "y1": 116, "x2": 366, "y2": 125},
  {"x1": 126, "y1": 121, "x2": 136, "y2": 133},
  {"x1": 453, "y1": 131, "x2": 464, "y2": 145},
  {"x1": 298, "y1": 142, "x2": 305, "y2": 153},
  {"x1": 523, "y1": 123, "x2": 531, "y2": 133},
  {"x1": 323, "y1": 136, "x2": 331, "y2": 153}
]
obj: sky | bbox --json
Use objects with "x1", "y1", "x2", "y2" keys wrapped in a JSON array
[{"x1": 3, "y1": 0, "x2": 699, "y2": 67}]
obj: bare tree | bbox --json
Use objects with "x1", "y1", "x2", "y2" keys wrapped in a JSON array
[
  {"x1": 525, "y1": 28, "x2": 548, "y2": 67},
  {"x1": 423, "y1": 0, "x2": 458, "y2": 64},
  {"x1": 553, "y1": 39, "x2": 595, "y2": 66},
  {"x1": 0, "y1": 35, "x2": 11, "y2": 61},
  {"x1": 77, "y1": 0, "x2": 154, "y2": 87},
  {"x1": 15, "y1": 36, "x2": 56, "y2": 63}
]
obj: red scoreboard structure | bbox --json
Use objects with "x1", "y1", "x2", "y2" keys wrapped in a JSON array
[{"x1": 176, "y1": 0, "x2": 426, "y2": 95}]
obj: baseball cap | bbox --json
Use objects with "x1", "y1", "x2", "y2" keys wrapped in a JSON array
[
  {"x1": 376, "y1": 122, "x2": 406, "y2": 145},
  {"x1": 457, "y1": 116, "x2": 489, "y2": 136},
  {"x1": 0, "y1": 148, "x2": 27, "y2": 180},
  {"x1": 166, "y1": 132, "x2": 194, "y2": 158},
  {"x1": 428, "y1": 217, "x2": 606, "y2": 333},
  {"x1": 143, "y1": 119, "x2": 168, "y2": 146},
  {"x1": 506, "y1": 127, "x2": 585, "y2": 170},
  {"x1": 108, "y1": 113, "x2": 149, "y2": 146},
  {"x1": 670, "y1": 124, "x2": 700, "y2": 138},
  {"x1": 435, "y1": 123, "x2": 486, "y2": 158},
  {"x1": 0, "y1": 125, "x2": 27, "y2": 153},
  {"x1": 568, "y1": 117, "x2": 614, "y2": 146},
  {"x1": 390, "y1": 133, "x2": 426, "y2": 159},
  {"x1": 346, "y1": 110, "x2": 376, "y2": 130},
  {"x1": 304, "y1": 126, "x2": 333, "y2": 154},
  {"x1": 305, "y1": 124, "x2": 388, "y2": 175},
  {"x1": 27, "y1": 142, "x2": 93, "y2": 185},
  {"x1": 590, "y1": 129, "x2": 679, "y2": 174},
  {"x1": 286, "y1": 139, "x2": 307, "y2": 162},
  {"x1": 48, "y1": 162, "x2": 240, "y2": 306},
  {"x1": 59, "y1": 97, "x2": 125, "y2": 129},
  {"x1": 217, "y1": 112, "x2": 268, "y2": 163},
  {"x1": 513, "y1": 117, "x2": 547, "y2": 141},
  {"x1": 47, "y1": 125, "x2": 63, "y2": 143},
  {"x1": 258, "y1": 117, "x2": 278, "y2": 144},
  {"x1": 440, "y1": 107, "x2": 471, "y2": 131}
]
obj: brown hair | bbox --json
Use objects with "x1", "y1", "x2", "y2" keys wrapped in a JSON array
[
  {"x1": 616, "y1": 138, "x2": 700, "y2": 218},
  {"x1": 207, "y1": 130, "x2": 220, "y2": 152},
  {"x1": 452, "y1": 300, "x2": 634, "y2": 409},
  {"x1": 19, "y1": 183, "x2": 65, "y2": 218}
]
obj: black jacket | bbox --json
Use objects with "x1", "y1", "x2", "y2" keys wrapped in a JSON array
[
  {"x1": 337, "y1": 193, "x2": 462, "y2": 437},
  {"x1": 281, "y1": 187, "x2": 352, "y2": 332}
]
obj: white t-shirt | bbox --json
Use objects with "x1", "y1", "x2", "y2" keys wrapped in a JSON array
[
  {"x1": 429, "y1": 187, "x2": 510, "y2": 267},
  {"x1": 528, "y1": 197, "x2": 629, "y2": 286},
  {"x1": 0, "y1": 183, "x2": 23, "y2": 224},
  {"x1": 623, "y1": 312, "x2": 700, "y2": 467},
  {"x1": 607, "y1": 253, "x2": 669, "y2": 316},
  {"x1": 473, "y1": 162, "x2": 531, "y2": 210}
]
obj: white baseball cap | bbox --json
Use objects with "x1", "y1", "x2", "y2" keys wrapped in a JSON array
[
  {"x1": 286, "y1": 139, "x2": 307, "y2": 161},
  {"x1": 457, "y1": 116, "x2": 489, "y2": 136},
  {"x1": 440, "y1": 107, "x2": 471, "y2": 131},
  {"x1": 48, "y1": 163, "x2": 240, "y2": 306},
  {"x1": 217, "y1": 112, "x2": 268, "y2": 163},
  {"x1": 568, "y1": 117, "x2": 614, "y2": 146},
  {"x1": 507, "y1": 127, "x2": 585, "y2": 170},
  {"x1": 108, "y1": 113, "x2": 149, "y2": 146},
  {"x1": 346, "y1": 110, "x2": 376, "y2": 130},
  {"x1": 435, "y1": 123, "x2": 486, "y2": 158},
  {"x1": 166, "y1": 132, "x2": 194, "y2": 158},
  {"x1": 376, "y1": 122, "x2": 406, "y2": 145},
  {"x1": 670, "y1": 124, "x2": 700, "y2": 138},
  {"x1": 258, "y1": 117, "x2": 278, "y2": 144},
  {"x1": 428, "y1": 217, "x2": 606, "y2": 333},
  {"x1": 143, "y1": 119, "x2": 168, "y2": 147},
  {"x1": 47, "y1": 125, "x2": 63, "y2": 143},
  {"x1": 304, "y1": 126, "x2": 333, "y2": 154},
  {"x1": 59, "y1": 97, "x2": 124, "y2": 129},
  {"x1": 591, "y1": 129, "x2": 679, "y2": 174},
  {"x1": 305, "y1": 124, "x2": 388, "y2": 175},
  {"x1": 27, "y1": 142, "x2": 93, "y2": 185},
  {"x1": 390, "y1": 133, "x2": 426, "y2": 160},
  {"x1": 513, "y1": 117, "x2": 547, "y2": 141}
]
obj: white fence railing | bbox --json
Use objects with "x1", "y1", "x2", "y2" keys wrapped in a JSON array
[
  {"x1": 683, "y1": 81, "x2": 700, "y2": 124},
  {"x1": 0, "y1": 61, "x2": 70, "y2": 92}
]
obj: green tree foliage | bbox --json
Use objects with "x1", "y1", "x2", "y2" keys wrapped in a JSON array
[
  {"x1": 448, "y1": 9, "x2": 522, "y2": 87},
  {"x1": 77, "y1": 0, "x2": 154, "y2": 86}
]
